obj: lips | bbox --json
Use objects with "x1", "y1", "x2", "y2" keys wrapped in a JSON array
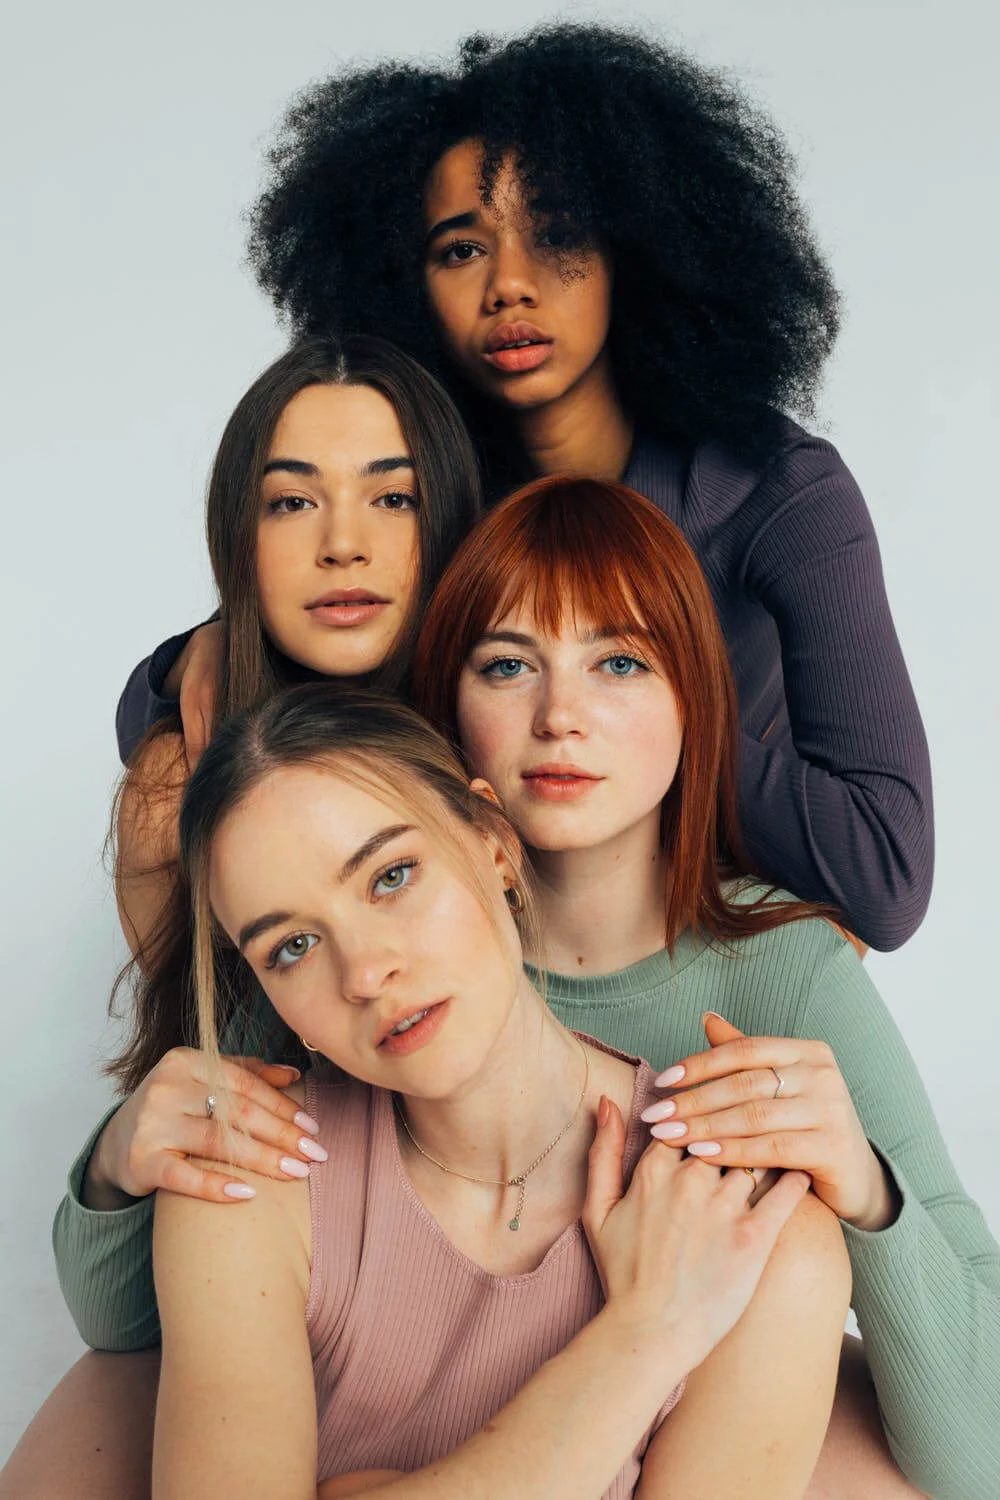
[
  {"x1": 523, "y1": 763, "x2": 602, "y2": 782},
  {"x1": 375, "y1": 999, "x2": 444, "y2": 1048},
  {"x1": 376, "y1": 999, "x2": 451, "y2": 1057},
  {"x1": 307, "y1": 588, "x2": 388, "y2": 609},
  {"x1": 521, "y1": 764, "x2": 604, "y2": 803},
  {"x1": 483, "y1": 321, "x2": 554, "y2": 374},
  {"x1": 306, "y1": 587, "x2": 390, "y2": 629}
]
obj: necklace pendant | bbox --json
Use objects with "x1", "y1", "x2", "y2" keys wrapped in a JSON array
[{"x1": 508, "y1": 1215, "x2": 520, "y2": 1231}]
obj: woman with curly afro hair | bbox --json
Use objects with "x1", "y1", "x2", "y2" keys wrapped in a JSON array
[{"x1": 118, "y1": 24, "x2": 933, "y2": 958}]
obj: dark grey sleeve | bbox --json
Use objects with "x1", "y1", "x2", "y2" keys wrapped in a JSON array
[
  {"x1": 740, "y1": 450, "x2": 933, "y2": 950},
  {"x1": 115, "y1": 627, "x2": 199, "y2": 763}
]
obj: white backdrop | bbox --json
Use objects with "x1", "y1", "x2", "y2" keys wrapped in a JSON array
[{"x1": 1, "y1": 0, "x2": 998, "y2": 1461}]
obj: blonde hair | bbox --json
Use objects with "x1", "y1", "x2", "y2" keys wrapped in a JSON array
[{"x1": 179, "y1": 686, "x2": 541, "y2": 1117}]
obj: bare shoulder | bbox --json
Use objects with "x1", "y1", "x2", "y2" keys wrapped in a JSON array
[
  {"x1": 154, "y1": 1157, "x2": 312, "y2": 1299},
  {"x1": 767, "y1": 1187, "x2": 851, "y2": 1296}
]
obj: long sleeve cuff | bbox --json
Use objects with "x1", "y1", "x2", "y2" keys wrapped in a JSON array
[
  {"x1": 52, "y1": 1106, "x2": 160, "y2": 1351},
  {"x1": 841, "y1": 1155, "x2": 1000, "y2": 1500}
]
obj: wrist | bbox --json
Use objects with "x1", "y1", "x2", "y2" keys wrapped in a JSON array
[
  {"x1": 844, "y1": 1149, "x2": 902, "y2": 1233},
  {"x1": 595, "y1": 1300, "x2": 693, "y2": 1384},
  {"x1": 81, "y1": 1120, "x2": 144, "y2": 1212}
]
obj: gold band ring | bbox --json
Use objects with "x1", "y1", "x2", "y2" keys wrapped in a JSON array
[{"x1": 771, "y1": 1067, "x2": 785, "y2": 1100}]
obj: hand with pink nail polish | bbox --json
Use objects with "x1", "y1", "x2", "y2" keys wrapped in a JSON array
[
  {"x1": 582, "y1": 1094, "x2": 813, "y2": 1372},
  {"x1": 645, "y1": 1013, "x2": 900, "y2": 1231},
  {"x1": 83, "y1": 1047, "x2": 328, "y2": 1210}
]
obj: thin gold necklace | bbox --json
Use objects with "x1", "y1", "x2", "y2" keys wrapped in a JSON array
[{"x1": 394, "y1": 1038, "x2": 590, "y2": 1232}]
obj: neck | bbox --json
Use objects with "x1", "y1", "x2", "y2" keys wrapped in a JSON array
[
  {"x1": 516, "y1": 351, "x2": 634, "y2": 479},
  {"x1": 398, "y1": 979, "x2": 590, "y2": 1186},
  {"x1": 526, "y1": 818, "x2": 670, "y2": 976}
]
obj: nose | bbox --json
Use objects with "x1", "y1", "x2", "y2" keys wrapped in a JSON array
[
  {"x1": 337, "y1": 925, "x2": 403, "y2": 1007},
  {"x1": 318, "y1": 497, "x2": 371, "y2": 568},
  {"x1": 484, "y1": 236, "x2": 540, "y2": 314},
  {"x1": 531, "y1": 669, "x2": 586, "y2": 740}
]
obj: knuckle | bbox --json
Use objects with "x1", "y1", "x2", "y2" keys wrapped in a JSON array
[
  {"x1": 769, "y1": 1135, "x2": 786, "y2": 1162},
  {"x1": 735, "y1": 1070, "x2": 757, "y2": 1100},
  {"x1": 745, "y1": 1099, "x2": 770, "y2": 1132}
]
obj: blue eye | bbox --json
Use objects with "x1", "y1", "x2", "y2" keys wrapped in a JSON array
[
  {"x1": 599, "y1": 653, "x2": 648, "y2": 677},
  {"x1": 481, "y1": 656, "x2": 526, "y2": 680},
  {"x1": 372, "y1": 861, "x2": 415, "y2": 898},
  {"x1": 267, "y1": 932, "x2": 318, "y2": 970}
]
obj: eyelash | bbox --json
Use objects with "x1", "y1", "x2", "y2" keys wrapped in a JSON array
[
  {"x1": 262, "y1": 859, "x2": 419, "y2": 974},
  {"x1": 478, "y1": 650, "x2": 652, "y2": 679},
  {"x1": 265, "y1": 492, "x2": 418, "y2": 516},
  {"x1": 266, "y1": 495, "x2": 315, "y2": 515},
  {"x1": 370, "y1": 857, "x2": 418, "y2": 898},
  {"x1": 437, "y1": 226, "x2": 589, "y2": 268}
]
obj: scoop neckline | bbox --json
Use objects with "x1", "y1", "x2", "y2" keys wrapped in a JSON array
[{"x1": 381, "y1": 1052, "x2": 652, "y2": 1287}]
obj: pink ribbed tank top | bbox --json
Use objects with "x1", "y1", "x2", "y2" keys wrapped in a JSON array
[{"x1": 305, "y1": 1042, "x2": 684, "y2": 1495}]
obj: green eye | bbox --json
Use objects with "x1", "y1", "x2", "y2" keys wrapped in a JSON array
[
  {"x1": 268, "y1": 933, "x2": 318, "y2": 970},
  {"x1": 373, "y1": 861, "x2": 415, "y2": 897}
]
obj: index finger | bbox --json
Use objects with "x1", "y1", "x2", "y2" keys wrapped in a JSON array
[
  {"x1": 214, "y1": 1057, "x2": 311, "y2": 1127},
  {"x1": 655, "y1": 1036, "x2": 807, "y2": 1091}
]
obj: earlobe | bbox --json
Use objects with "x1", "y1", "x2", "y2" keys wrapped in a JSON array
[{"x1": 469, "y1": 776, "x2": 501, "y2": 808}]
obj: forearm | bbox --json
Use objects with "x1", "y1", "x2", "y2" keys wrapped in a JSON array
[
  {"x1": 115, "y1": 628, "x2": 198, "y2": 763},
  {"x1": 52, "y1": 1109, "x2": 160, "y2": 1350},
  {"x1": 323, "y1": 1307, "x2": 685, "y2": 1500},
  {"x1": 741, "y1": 446, "x2": 933, "y2": 950},
  {"x1": 739, "y1": 733, "x2": 931, "y2": 951},
  {"x1": 844, "y1": 1177, "x2": 1000, "y2": 1500},
  {"x1": 810, "y1": 951, "x2": 1000, "y2": 1499}
]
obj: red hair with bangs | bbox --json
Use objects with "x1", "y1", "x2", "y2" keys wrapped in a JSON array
[{"x1": 413, "y1": 475, "x2": 824, "y2": 949}]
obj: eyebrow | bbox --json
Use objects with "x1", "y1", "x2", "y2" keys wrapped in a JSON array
[
  {"x1": 473, "y1": 625, "x2": 651, "y2": 649},
  {"x1": 236, "y1": 823, "x2": 415, "y2": 954},
  {"x1": 261, "y1": 456, "x2": 413, "y2": 480},
  {"x1": 424, "y1": 210, "x2": 480, "y2": 248}
]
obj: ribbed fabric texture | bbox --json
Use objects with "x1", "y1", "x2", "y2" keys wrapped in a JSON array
[
  {"x1": 542, "y1": 910, "x2": 1000, "y2": 1500},
  {"x1": 624, "y1": 422, "x2": 933, "y2": 950},
  {"x1": 305, "y1": 1056, "x2": 681, "y2": 1493},
  {"x1": 52, "y1": 911, "x2": 996, "y2": 1496},
  {"x1": 116, "y1": 422, "x2": 934, "y2": 949}
]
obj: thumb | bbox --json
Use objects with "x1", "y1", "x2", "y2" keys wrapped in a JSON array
[
  {"x1": 703, "y1": 1011, "x2": 745, "y2": 1048},
  {"x1": 583, "y1": 1096, "x2": 627, "y2": 1233}
]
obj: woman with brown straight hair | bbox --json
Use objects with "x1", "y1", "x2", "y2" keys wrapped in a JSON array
[
  {"x1": 410, "y1": 474, "x2": 1000, "y2": 1500},
  {"x1": 44, "y1": 334, "x2": 481, "y2": 1339}
]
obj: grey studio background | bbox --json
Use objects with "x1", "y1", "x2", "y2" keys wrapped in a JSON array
[{"x1": 1, "y1": 0, "x2": 998, "y2": 1461}]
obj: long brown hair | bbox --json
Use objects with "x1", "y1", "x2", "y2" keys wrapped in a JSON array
[
  {"x1": 178, "y1": 686, "x2": 535, "y2": 1079},
  {"x1": 412, "y1": 475, "x2": 830, "y2": 948},
  {"x1": 210, "y1": 334, "x2": 483, "y2": 710},
  {"x1": 110, "y1": 339, "x2": 483, "y2": 1091}
]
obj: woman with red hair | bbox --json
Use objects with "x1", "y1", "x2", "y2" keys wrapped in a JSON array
[{"x1": 412, "y1": 475, "x2": 1000, "y2": 1500}]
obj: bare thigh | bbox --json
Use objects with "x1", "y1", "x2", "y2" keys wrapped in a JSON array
[
  {"x1": 807, "y1": 1335, "x2": 927, "y2": 1499},
  {"x1": 0, "y1": 1348, "x2": 159, "y2": 1500}
]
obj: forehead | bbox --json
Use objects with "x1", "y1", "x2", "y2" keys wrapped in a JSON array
[
  {"x1": 267, "y1": 384, "x2": 408, "y2": 471},
  {"x1": 209, "y1": 764, "x2": 393, "y2": 913},
  {"x1": 485, "y1": 595, "x2": 647, "y2": 643},
  {"x1": 424, "y1": 138, "x2": 526, "y2": 224}
]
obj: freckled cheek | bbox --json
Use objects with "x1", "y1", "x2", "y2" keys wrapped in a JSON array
[{"x1": 457, "y1": 707, "x2": 516, "y2": 785}]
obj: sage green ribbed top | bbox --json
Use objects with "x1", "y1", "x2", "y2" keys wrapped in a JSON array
[{"x1": 53, "y1": 910, "x2": 999, "y2": 1500}]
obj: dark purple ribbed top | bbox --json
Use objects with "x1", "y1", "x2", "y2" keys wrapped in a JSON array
[
  {"x1": 623, "y1": 423, "x2": 933, "y2": 950},
  {"x1": 116, "y1": 420, "x2": 932, "y2": 949}
]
